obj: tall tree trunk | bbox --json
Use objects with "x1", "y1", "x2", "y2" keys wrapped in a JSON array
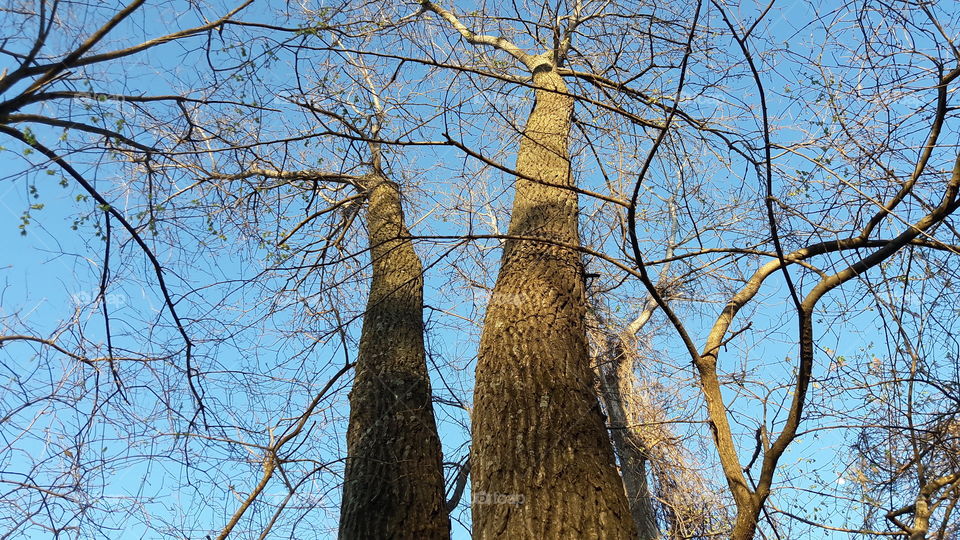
[
  {"x1": 472, "y1": 63, "x2": 636, "y2": 539},
  {"x1": 338, "y1": 174, "x2": 450, "y2": 540}
]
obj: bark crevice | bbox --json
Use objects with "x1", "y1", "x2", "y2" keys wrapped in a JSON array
[{"x1": 473, "y1": 67, "x2": 636, "y2": 539}]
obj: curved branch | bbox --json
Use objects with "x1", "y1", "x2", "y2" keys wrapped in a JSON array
[
  {"x1": 17, "y1": 0, "x2": 147, "y2": 95},
  {"x1": 418, "y1": 1, "x2": 535, "y2": 67},
  {"x1": 12, "y1": 0, "x2": 254, "y2": 96}
]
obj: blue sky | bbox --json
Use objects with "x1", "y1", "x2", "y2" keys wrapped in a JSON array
[{"x1": 2, "y1": 0, "x2": 960, "y2": 538}]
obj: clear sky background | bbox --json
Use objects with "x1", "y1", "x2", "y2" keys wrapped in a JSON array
[{"x1": 1, "y1": 0, "x2": 959, "y2": 538}]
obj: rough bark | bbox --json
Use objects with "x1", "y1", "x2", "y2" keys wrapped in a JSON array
[
  {"x1": 472, "y1": 63, "x2": 636, "y2": 539},
  {"x1": 909, "y1": 497, "x2": 931, "y2": 540},
  {"x1": 338, "y1": 174, "x2": 450, "y2": 540},
  {"x1": 905, "y1": 472, "x2": 960, "y2": 540},
  {"x1": 730, "y1": 502, "x2": 761, "y2": 540}
]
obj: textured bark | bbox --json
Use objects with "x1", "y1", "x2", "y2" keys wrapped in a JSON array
[
  {"x1": 730, "y1": 501, "x2": 761, "y2": 540},
  {"x1": 338, "y1": 174, "x2": 450, "y2": 540},
  {"x1": 905, "y1": 472, "x2": 960, "y2": 540},
  {"x1": 472, "y1": 64, "x2": 636, "y2": 539},
  {"x1": 909, "y1": 497, "x2": 931, "y2": 540}
]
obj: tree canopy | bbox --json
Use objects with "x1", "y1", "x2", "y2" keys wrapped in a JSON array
[{"x1": 1, "y1": 0, "x2": 959, "y2": 538}]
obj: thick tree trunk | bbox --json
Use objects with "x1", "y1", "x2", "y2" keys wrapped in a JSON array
[
  {"x1": 730, "y1": 501, "x2": 761, "y2": 540},
  {"x1": 338, "y1": 174, "x2": 450, "y2": 540},
  {"x1": 472, "y1": 63, "x2": 636, "y2": 539}
]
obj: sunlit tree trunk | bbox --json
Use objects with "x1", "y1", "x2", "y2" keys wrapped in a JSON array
[
  {"x1": 473, "y1": 63, "x2": 636, "y2": 539},
  {"x1": 338, "y1": 173, "x2": 450, "y2": 539},
  {"x1": 730, "y1": 503, "x2": 761, "y2": 540}
]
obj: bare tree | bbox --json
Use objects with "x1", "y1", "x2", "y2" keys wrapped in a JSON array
[
  {"x1": 589, "y1": 184, "x2": 729, "y2": 539},
  {"x1": 618, "y1": 2, "x2": 960, "y2": 538},
  {"x1": 324, "y1": 58, "x2": 449, "y2": 539},
  {"x1": 0, "y1": 1, "x2": 262, "y2": 535},
  {"x1": 416, "y1": 1, "x2": 648, "y2": 536},
  {"x1": 5, "y1": 2, "x2": 960, "y2": 539}
]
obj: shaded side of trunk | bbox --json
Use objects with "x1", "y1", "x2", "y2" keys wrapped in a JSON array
[
  {"x1": 597, "y1": 337, "x2": 661, "y2": 540},
  {"x1": 472, "y1": 64, "x2": 636, "y2": 539},
  {"x1": 338, "y1": 175, "x2": 450, "y2": 540}
]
